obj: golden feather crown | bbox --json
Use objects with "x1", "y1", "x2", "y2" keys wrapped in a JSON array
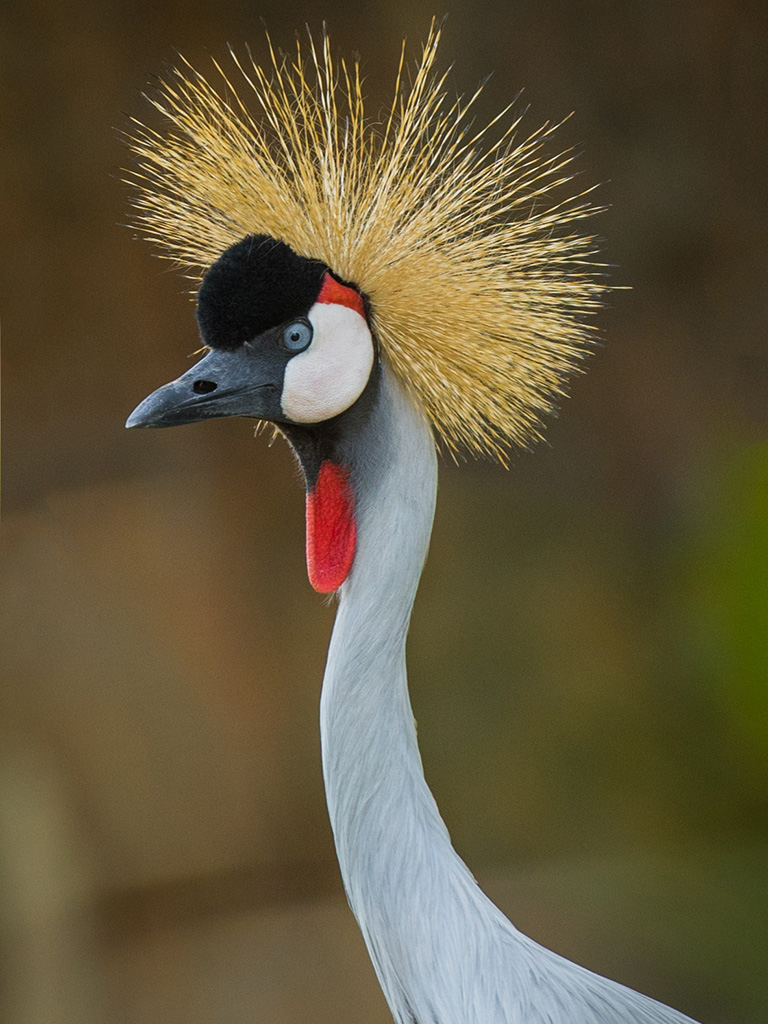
[{"x1": 128, "y1": 20, "x2": 606, "y2": 461}]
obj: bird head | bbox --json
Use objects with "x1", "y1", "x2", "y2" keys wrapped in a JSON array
[
  {"x1": 125, "y1": 22, "x2": 606, "y2": 593},
  {"x1": 127, "y1": 233, "x2": 379, "y2": 592},
  {"x1": 126, "y1": 234, "x2": 374, "y2": 431}
]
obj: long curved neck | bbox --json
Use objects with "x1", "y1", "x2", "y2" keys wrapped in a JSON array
[
  {"x1": 320, "y1": 368, "x2": 485, "y2": 1021},
  {"x1": 314, "y1": 370, "x2": 699, "y2": 1024},
  {"x1": 321, "y1": 368, "x2": 439, "y2": 845}
]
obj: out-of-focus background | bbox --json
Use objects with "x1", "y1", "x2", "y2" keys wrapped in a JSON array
[{"x1": 1, "y1": 0, "x2": 767, "y2": 1021}]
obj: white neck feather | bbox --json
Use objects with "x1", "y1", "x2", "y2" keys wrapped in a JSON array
[
  {"x1": 319, "y1": 368, "x2": 700, "y2": 1024},
  {"x1": 321, "y1": 369, "x2": 445, "y2": 876}
]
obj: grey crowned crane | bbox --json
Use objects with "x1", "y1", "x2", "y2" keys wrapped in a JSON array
[{"x1": 126, "y1": 23, "x2": 702, "y2": 1024}]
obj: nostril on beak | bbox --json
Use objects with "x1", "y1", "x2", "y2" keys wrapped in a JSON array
[{"x1": 193, "y1": 379, "x2": 218, "y2": 395}]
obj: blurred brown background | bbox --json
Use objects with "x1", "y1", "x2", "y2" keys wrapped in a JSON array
[{"x1": 1, "y1": 0, "x2": 767, "y2": 1022}]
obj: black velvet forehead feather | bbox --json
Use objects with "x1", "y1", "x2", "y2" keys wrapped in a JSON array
[{"x1": 196, "y1": 234, "x2": 329, "y2": 351}]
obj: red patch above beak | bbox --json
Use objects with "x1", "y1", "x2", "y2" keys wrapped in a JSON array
[
  {"x1": 305, "y1": 460, "x2": 357, "y2": 593},
  {"x1": 316, "y1": 272, "x2": 366, "y2": 319}
]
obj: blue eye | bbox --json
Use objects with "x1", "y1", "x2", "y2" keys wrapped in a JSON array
[{"x1": 282, "y1": 320, "x2": 313, "y2": 353}]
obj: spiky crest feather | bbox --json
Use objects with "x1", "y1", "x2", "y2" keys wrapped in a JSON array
[{"x1": 127, "y1": 20, "x2": 606, "y2": 460}]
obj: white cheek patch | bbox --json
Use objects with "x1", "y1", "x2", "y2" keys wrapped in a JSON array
[{"x1": 281, "y1": 302, "x2": 374, "y2": 423}]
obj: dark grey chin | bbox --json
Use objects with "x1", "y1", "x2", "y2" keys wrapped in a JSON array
[{"x1": 125, "y1": 348, "x2": 282, "y2": 428}]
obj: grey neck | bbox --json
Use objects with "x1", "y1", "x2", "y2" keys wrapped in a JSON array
[
  {"x1": 319, "y1": 367, "x2": 480, "y2": 1020},
  {"x1": 315, "y1": 367, "x2": 701, "y2": 1024},
  {"x1": 321, "y1": 366, "x2": 439, "y2": 840}
]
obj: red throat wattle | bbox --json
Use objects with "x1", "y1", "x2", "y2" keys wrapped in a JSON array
[{"x1": 305, "y1": 461, "x2": 357, "y2": 593}]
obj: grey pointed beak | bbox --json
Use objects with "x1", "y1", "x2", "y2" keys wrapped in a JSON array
[{"x1": 126, "y1": 347, "x2": 281, "y2": 429}]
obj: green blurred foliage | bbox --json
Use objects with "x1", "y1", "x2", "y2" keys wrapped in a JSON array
[{"x1": 684, "y1": 444, "x2": 768, "y2": 768}]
